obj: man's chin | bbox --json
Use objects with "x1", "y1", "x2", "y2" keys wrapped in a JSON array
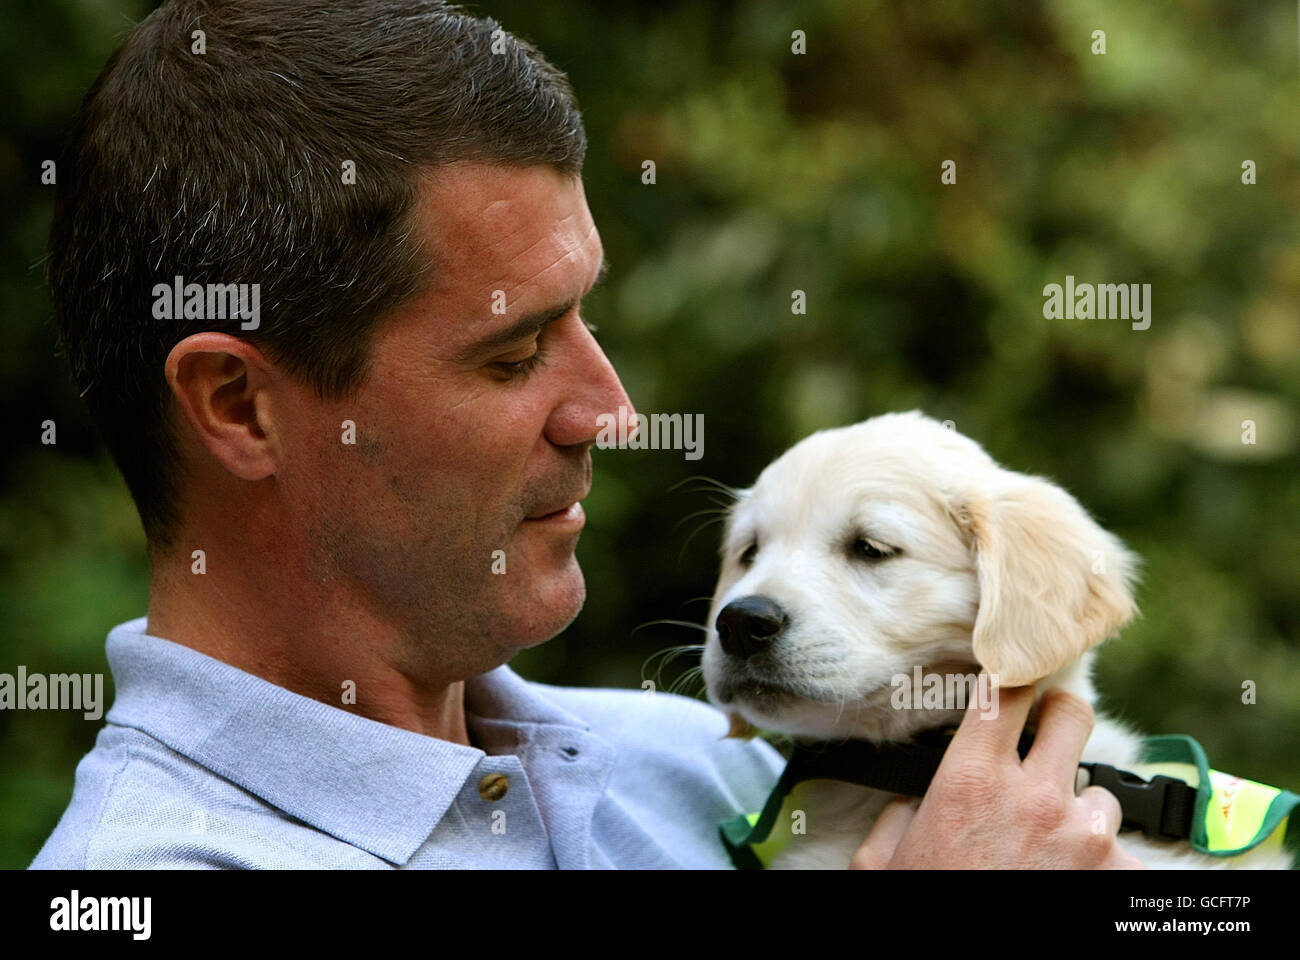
[{"x1": 504, "y1": 560, "x2": 586, "y2": 650}]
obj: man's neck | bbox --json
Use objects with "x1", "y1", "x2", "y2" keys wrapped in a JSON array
[{"x1": 145, "y1": 552, "x2": 473, "y2": 746}]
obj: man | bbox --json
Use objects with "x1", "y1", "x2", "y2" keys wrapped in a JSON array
[{"x1": 32, "y1": 0, "x2": 1141, "y2": 869}]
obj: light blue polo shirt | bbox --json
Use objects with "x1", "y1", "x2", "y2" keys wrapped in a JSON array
[{"x1": 30, "y1": 617, "x2": 785, "y2": 869}]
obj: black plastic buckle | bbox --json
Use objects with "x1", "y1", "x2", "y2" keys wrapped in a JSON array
[{"x1": 1079, "y1": 763, "x2": 1197, "y2": 841}]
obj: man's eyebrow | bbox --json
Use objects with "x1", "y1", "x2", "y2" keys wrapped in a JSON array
[{"x1": 464, "y1": 255, "x2": 610, "y2": 356}]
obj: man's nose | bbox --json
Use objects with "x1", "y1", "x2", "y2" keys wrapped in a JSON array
[{"x1": 546, "y1": 317, "x2": 637, "y2": 448}]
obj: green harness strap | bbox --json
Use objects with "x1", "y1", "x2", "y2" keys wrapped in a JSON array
[
  {"x1": 720, "y1": 732, "x2": 1300, "y2": 869},
  {"x1": 1130, "y1": 734, "x2": 1298, "y2": 860}
]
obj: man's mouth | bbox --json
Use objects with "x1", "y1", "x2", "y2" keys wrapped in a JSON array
[{"x1": 524, "y1": 501, "x2": 585, "y2": 524}]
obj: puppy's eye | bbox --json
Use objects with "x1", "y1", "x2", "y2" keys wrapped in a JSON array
[
  {"x1": 739, "y1": 542, "x2": 758, "y2": 565},
  {"x1": 852, "y1": 537, "x2": 897, "y2": 561}
]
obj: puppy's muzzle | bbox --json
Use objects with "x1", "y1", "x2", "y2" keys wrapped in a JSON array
[{"x1": 715, "y1": 596, "x2": 789, "y2": 660}]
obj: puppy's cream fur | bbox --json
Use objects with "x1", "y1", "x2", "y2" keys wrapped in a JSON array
[{"x1": 704, "y1": 411, "x2": 1290, "y2": 869}]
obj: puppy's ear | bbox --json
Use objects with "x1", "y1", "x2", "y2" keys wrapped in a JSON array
[{"x1": 956, "y1": 477, "x2": 1139, "y2": 687}]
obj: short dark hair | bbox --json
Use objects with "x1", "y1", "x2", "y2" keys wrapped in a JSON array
[{"x1": 48, "y1": 0, "x2": 587, "y2": 549}]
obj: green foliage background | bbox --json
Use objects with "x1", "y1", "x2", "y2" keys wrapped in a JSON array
[{"x1": 2, "y1": 0, "x2": 1298, "y2": 868}]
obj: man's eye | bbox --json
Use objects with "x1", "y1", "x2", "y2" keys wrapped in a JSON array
[{"x1": 493, "y1": 348, "x2": 546, "y2": 379}]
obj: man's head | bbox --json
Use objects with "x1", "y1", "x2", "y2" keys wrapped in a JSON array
[{"x1": 49, "y1": 0, "x2": 632, "y2": 677}]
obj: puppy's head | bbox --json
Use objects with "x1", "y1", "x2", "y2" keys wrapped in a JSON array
[{"x1": 702, "y1": 411, "x2": 1138, "y2": 741}]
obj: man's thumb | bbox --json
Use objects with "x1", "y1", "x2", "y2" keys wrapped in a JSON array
[{"x1": 849, "y1": 798, "x2": 918, "y2": 869}]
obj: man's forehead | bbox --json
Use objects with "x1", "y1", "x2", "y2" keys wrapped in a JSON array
[{"x1": 418, "y1": 163, "x2": 599, "y2": 299}]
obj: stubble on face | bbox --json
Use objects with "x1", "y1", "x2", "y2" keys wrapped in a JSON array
[
  {"x1": 299, "y1": 421, "x2": 532, "y2": 683},
  {"x1": 292, "y1": 164, "x2": 605, "y2": 684}
]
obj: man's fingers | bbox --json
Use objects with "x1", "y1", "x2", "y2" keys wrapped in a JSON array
[
  {"x1": 1023, "y1": 688, "x2": 1096, "y2": 785},
  {"x1": 1077, "y1": 787, "x2": 1148, "y2": 870},
  {"x1": 946, "y1": 677, "x2": 1035, "y2": 762},
  {"x1": 1075, "y1": 784, "x2": 1124, "y2": 838},
  {"x1": 849, "y1": 798, "x2": 918, "y2": 869}
]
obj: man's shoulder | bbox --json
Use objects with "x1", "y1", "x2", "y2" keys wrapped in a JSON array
[{"x1": 29, "y1": 724, "x2": 361, "y2": 870}]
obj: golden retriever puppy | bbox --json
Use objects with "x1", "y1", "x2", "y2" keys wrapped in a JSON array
[{"x1": 703, "y1": 411, "x2": 1293, "y2": 869}]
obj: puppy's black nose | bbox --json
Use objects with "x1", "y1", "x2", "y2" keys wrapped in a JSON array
[{"x1": 715, "y1": 596, "x2": 788, "y2": 660}]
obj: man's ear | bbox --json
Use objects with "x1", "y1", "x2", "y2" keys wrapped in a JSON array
[
  {"x1": 955, "y1": 476, "x2": 1139, "y2": 687},
  {"x1": 165, "y1": 332, "x2": 280, "y2": 482}
]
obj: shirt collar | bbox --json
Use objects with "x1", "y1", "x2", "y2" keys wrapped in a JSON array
[{"x1": 103, "y1": 617, "x2": 592, "y2": 865}]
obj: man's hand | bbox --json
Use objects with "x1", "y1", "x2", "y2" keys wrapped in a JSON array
[{"x1": 850, "y1": 683, "x2": 1146, "y2": 869}]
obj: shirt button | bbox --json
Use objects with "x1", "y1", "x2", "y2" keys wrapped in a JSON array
[{"x1": 478, "y1": 772, "x2": 509, "y2": 801}]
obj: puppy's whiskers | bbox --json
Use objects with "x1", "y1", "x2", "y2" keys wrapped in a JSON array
[
  {"x1": 638, "y1": 626, "x2": 708, "y2": 694},
  {"x1": 671, "y1": 505, "x2": 731, "y2": 531},
  {"x1": 668, "y1": 665, "x2": 706, "y2": 696},
  {"x1": 677, "y1": 514, "x2": 729, "y2": 562},
  {"x1": 634, "y1": 619, "x2": 708, "y2": 636},
  {"x1": 672, "y1": 477, "x2": 747, "y2": 562},
  {"x1": 669, "y1": 475, "x2": 745, "y2": 502}
]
